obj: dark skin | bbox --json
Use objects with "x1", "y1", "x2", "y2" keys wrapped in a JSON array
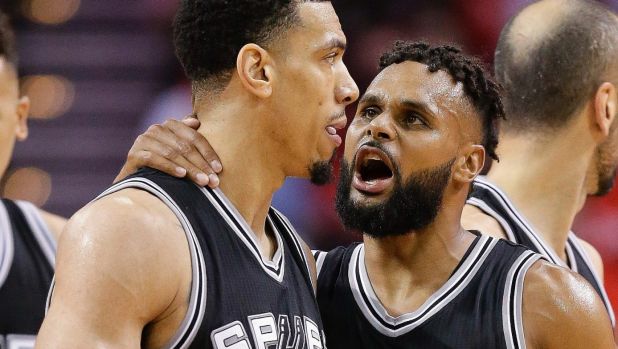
[{"x1": 142, "y1": 61, "x2": 615, "y2": 348}]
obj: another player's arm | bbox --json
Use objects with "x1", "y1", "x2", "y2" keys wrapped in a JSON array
[
  {"x1": 522, "y1": 261, "x2": 615, "y2": 349},
  {"x1": 116, "y1": 116, "x2": 222, "y2": 188},
  {"x1": 36, "y1": 189, "x2": 191, "y2": 349},
  {"x1": 461, "y1": 204, "x2": 508, "y2": 239},
  {"x1": 37, "y1": 209, "x2": 67, "y2": 242}
]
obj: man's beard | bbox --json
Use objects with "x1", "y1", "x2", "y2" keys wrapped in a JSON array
[
  {"x1": 593, "y1": 163, "x2": 616, "y2": 196},
  {"x1": 309, "y1": 150, "x2": 337, "y2": 185},
  {"x1": 335, "y1": 156, "x2": 454, "y2": 238},
  {"x1": 592, "y1": 142, "x2": 617, "y2": 196}
]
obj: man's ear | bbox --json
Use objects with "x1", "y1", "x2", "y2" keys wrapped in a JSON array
[
  {"x1": 453, "y1": 144, "x2": 485, "y2": 183},
  {"x1": 236, "y1": 43, "x2": 274, "y2": 98},
  {"x1": 15, "y1": 95, "x2": 30, "y2": 141},
  {"x1": 592, "y1": 82, "x2": 617, "y2": 142}
]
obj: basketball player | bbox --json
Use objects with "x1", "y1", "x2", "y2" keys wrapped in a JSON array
[
  {"x1": 140, "y1": 41, "x2": 615, "y2": 347},
  {"x1": 461, "y1": 0, "x2": 618, "y2": 326},
  {"x1": 0, "y1": 14, "x2": 62, "y2": 348},
  {"x1": 0, "y1": 10, "x2": 224, "y2": 348},
  {"x1": 37, "y1": 0, "x2": 358, "y2": 348}
]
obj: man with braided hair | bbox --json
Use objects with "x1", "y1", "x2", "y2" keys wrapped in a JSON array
[
  {"x1": 317, "y1": 40, "x2": 613, "y2": 348},
  {"x1": 140, "y1": 40, "x2": 615, "y2": 348}
]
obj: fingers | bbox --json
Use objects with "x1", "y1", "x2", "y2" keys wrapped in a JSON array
[
  {"x1": 181, "y1": 115, "x2": 200, "y2": 129},
  {"x1": 163, "y1": 119, "x2": 223, "y2": 174},
  {"x1": 137, "y1": 133, "x2": 216, "y2": 188}
]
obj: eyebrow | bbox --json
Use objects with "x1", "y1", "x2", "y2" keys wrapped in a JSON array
[
  {"x1": 399, "y1": 99, "x2": 436, "y2": 117},
  {"x1": 320, "y1": 37, "x2": 347, "y2": 51},
  {"x1": 358, "y1": 93, "x2": 384, "y2": 106}
]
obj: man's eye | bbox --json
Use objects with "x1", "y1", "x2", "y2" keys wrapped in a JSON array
[
  {"x1": 360, "y1": 107, "x2": 380, "y2": 119},
  {"x1": 404, "y1": 113, "x2": 424, "y2": 126},
  {"x1": 325, "y1": 53, "x2": 338, "y2": 65}
]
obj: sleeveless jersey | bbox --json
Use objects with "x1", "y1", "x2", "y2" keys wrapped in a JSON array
[
  {"x1": 0, "y1": 199, "x2": 56, "y2": 349},
  {"x1": 92, "y1": 169, "x2": 324, "y2": 349},
  {"x1": 467, "y1": 176, "x2": 616, "y2": 327},
  {"x1": 314, "y1": 234, "x2": 542, "y2": 349}
]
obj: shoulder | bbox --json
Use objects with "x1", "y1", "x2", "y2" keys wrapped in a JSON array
[
  {"x1": 522, "y1": 260, "x2": 614, "y2": 348},
  {"x1": 461, "y1": 203, "x2": 508, "y2": 239},
  {"x1": 573, "y1": 235, "x2": 604, "y2": 280},
  {"x1": 54, "y1": 188, "x2": 190, "y2": 319}
]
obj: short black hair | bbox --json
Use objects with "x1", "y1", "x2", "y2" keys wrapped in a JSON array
[
  {"x1": 379, "y1": 41, "x2": 504, "y2": 161},
  {"x1": 0, "y1": 11, "x2": 17, "y2": 67},
  {"x1": 173, "y1": 0, "x2": 327, "y2": 92},
  {"x1": 495, "y1": 0, "x2": 618, "y2": 133}
]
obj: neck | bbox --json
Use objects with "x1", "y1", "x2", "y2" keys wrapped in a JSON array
[
  {"x1": 363, "y1": 195, "x2": 476, "y2": 316},
  {"x1": 486, "y1": 128, "x2": 593, "y2": 258},
  {"x1": 194, "y1": 96, "x2": 286, "y2": 242}
]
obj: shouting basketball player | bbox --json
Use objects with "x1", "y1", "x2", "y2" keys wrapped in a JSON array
[{"x1": 38, "y1": 1, "x2": 358, "y2": 348}]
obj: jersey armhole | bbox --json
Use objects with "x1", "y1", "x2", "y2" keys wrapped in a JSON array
[{"x1": 502, "y1": 251, "x2": 543, "y2": 349}]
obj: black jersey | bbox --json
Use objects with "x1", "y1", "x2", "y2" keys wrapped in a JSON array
[
  {"x1": 314, "y1": 234, "x2": 542, "y2": 349},
  {"x1": 467, "y1": 176, "x2": 616, "y2": 326},
  {"x1": 94, "y1": 169, "x2": 324, "y2": 349},
  {"x1": 0, "y1": 199, "x2": 56, "y2": 349}
]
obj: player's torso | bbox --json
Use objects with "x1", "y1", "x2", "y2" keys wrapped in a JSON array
[
  {"x1": 316, "y1": 235, "x2": 541, "y2": 349},
  {"x1": 467, "y1": 176, "x2": 616, "y2": 326},
  {"x1": 0, "y1": 199, "x2": 56, "y2": 349},
  {"x1": 105, "y1": 169, "x2": 324, "y2": 349}
]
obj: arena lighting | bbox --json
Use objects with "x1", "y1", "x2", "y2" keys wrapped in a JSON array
[
  {"x1": 21, "y1": 75, "x2": 75, "y2": 120},
  {"x1": 2, "y1": 167, "x2": 52, "y2": 207},
  {"x1": 21, "y1": 0, "x2": 81, "y2": 25}
]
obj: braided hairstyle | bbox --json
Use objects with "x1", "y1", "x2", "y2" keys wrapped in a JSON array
[{"x1": 379, "y1": 41, "x2": 504, "y2": 161}]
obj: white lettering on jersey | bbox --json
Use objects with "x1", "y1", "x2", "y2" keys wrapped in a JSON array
[
  {"x1": 304, "y1": 317, "x2": 323, "y2": 349},
  {"x1": 248, "y1": 313, "x2": 277, "y2": 349},
  {"x1": 211, "y1": 321, "x2": 251, "y2": 349},
  {"x1": 211, "y1": 314, "x2": 323, "y2": 349}
]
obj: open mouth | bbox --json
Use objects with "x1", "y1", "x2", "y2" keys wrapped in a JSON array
[
  {"x1": 352, "y1": 145, "x2": 395, "y2": 195},
  {"x1": 359, "y1": 158, "x2": 393, "y2": 182}
]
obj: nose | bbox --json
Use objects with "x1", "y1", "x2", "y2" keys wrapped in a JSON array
[
  {"x1": 365, "y1": 114, "x2": 395, "y2": 141},
  {"x1": 335, "y1": 64, "x2": 359, "y2": 106}
]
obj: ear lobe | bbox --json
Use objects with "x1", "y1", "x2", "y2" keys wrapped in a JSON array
[
  {"x1": 15, "y1": 96, "x2": 30, "y2": 141},
  {"x1": 236, "y1": 43, "x2": 273, "y2": 98},
  {"x1": 453, "y1": 144, "x2": 485, "y2": 183},
  {"x1": 593, "y1": 82, "x2": 616, "y2": 141}
]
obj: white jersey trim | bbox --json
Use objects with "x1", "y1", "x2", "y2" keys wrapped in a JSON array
[
  {"x1": 349, "y1": 235, "x2": 498, "y2": 337},
  {"x1": 200, "y1": 187, "x2": 286, "y2": 283},
  {"x1": 96, "y1": 177, "x2": 207, "y2": 349},
  {"x1": 466, "y1": 197, "x2": 518, "y2": 242},
  {"x1": 272, "y1": 208, "x2": 313, "y2": 287},
  {"x1": 15, "y1": 200, "x2": 57, "y2": 268},
  {"x1": 472, "y1": 176, "x2": 565, "y2": 267},
  {"x1": 567, "y1": 232, "x2": 616, "y2": 327},
  {"x1": 0, "y1": 200, "x2": 15, "y2": 289},
  {"x1": 502, "y1": 250, "x2": 542, "y2": 349},
  {"x1": 313, "y1": 250, "x2": 327, "y2": 278}
]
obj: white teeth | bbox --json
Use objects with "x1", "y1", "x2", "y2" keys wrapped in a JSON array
[{"x1": 326, "y1": 126, "x2": 337, "y2": 135}]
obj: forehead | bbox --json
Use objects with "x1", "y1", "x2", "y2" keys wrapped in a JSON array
[
  {"x1": 366, "y1": 61, "x2": 465, "y2": 110},
  {"x1": 284, "y1": 2, "x2": 345, "y2": 50}
]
